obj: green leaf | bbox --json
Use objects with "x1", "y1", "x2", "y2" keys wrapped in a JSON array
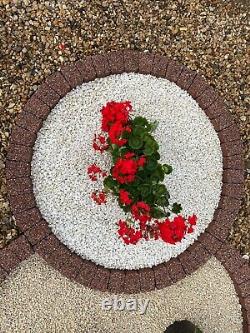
[
  {"x1": 153, "y1": 184, "x2": 167, "y2": 196},
  {"x1": 151, "y1": 207, "x2": 166, "y2": 219},
  {"x1": 152, "y1": 152, "x2": 160, "y2": 160},
  {"x1": 145, "y1": 159, "x2": 158, "y2": 171},
  {"x1": 162, "y1": 164, "x2": 173, "y2": 174},
  {"x1": 132, "y1": 125, "x2": 147, "y2": 138},
  {"x1": 128, "y1": 135, "x2": 143, "y2": 149},
  {"x1": 172, "y1": 202, "x2": 182, "y2": 214},
  {"x1": 132, "y1": 116, "x2": 149, "y2": 127},
  {"x1": 140, "y1": 184, "x2": 152, "y2": 198},
  {"x1": 155, "y1": 196, "x2": 169, "y2": 206},
  {"x1": 148, "y1": 120, "x2": 158, "y2": 132},
  {"x1": 143, "y1": 144, "x2": 154, "y2": 156},
  {"x1": 103, "y1": 176, "x2": 117, "y2": 191}
]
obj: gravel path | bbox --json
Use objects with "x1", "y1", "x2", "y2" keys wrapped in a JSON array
[
  {"x1": 31, "y1": 73, "x2": 222, "y2": 269},
  {"x1": 0, "y1": 1, "x2": 249, "y2": 255},
  {"x1": 0, "y1": 255, "x2": 242, "y2": 333}
]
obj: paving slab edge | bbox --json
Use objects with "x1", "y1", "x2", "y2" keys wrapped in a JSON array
[{"x1": 2, "y1": 49, "x2": 248, "y2": 332}]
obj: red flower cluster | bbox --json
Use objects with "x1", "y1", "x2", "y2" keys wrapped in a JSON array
[
  {"x1": 87, "y1": 164, "x2": 107, "y2": 181},
  {"x1": 93, "y1": 134, "x2": 109, "y2": 153},
  {"x1": 119, "y1": 189, "x2": 132, "y2": 205},
  {"x1": 112, "y1": 157, "x2": 138, "y2": 184},
  {"x1": 100, "y1": 101, "x2": 132, "y2": 147},
  {"x1": 131, "y1": 202, "x2": 151, "y2": 226},
  {"x1": 158, "y1": 214, "x2": 197, "y2": 244},
  {"x1": 101, "y1": 101, "x2": 132, "y2": 132},
  {"x1": 112, "y1": 152, "x2": 146, "y2": 184},
  {"x1": 91, "y1": 191, "x2": 107, "y2": 205},
  {"x1": 117, "y1": 220, "x2": 142, "y2": 245}
]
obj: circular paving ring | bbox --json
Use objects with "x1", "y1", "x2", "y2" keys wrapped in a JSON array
[{"x1": 5, "y1": 50, "x2": 245, "y2": 294}]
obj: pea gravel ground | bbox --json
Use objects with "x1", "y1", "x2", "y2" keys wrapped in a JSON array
[
  {"x1": 32, "y1": 73, "x2": 222, "y2": 269},
  {"x1": 0, "y1": 0, "x2": 249, "y2": 255},
  {"x1": 0, "y1": 255, "x2": 242, "y2": 333}
]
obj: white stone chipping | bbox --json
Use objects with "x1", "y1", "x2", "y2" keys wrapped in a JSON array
[{"x1": 31, "y1": 73, "x2": 223, "y2": 270}]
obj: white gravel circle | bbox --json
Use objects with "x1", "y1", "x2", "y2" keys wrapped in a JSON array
[{"x1": 31, "y1": 73, "x2": 223, "y2": 270}]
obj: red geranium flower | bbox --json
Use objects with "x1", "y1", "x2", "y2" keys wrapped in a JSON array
[
  {"x1": 108, "y1": 122, "x2": 131, "y2": 147},
  {"x1": 87, "y1": 164, "x2": 107, "y2": 181},
  {"x1": 119, "y1": 189, "x2": 132, "y2": 205},
  {"x1": 101, "y1": 101, "x2": 132, "y2": 132},
  {"x1": 91, "y1": 191, "x2": 107, "y2": 205},
  {"x1": 131, "y1": 201, "x2": 151, "y2": 226},
  {"x1": 93, "y1": 134, "x2": 109, "y2": 153},
  {"x1": 137, "y1": 155, "x2": 146, "y2": 167},
  {"x1": 158, "y1": 215, "x2": 187, "y2": 244},
  {"x1": 188, "y1": 214, "x2": 197, "y2": 226},
  {"x1": 112, "y1": 157, "x2": 138, "y2": 184},
  {"x1": 117, "y1": 220, "x2": 142, "y2": 245}
]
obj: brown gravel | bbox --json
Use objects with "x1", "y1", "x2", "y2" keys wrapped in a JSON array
[{"x1": 0, "y1": 0, "x2": 249, "y2": 254}]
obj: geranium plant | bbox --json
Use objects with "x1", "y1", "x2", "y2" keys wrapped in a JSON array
[{"x1": 87, "y1": 101, "x2": 197, "y2": 245}]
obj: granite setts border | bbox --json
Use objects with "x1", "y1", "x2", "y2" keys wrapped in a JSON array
[{"x1": 2, "y1": 49, "x2": 248, "y2": 332}]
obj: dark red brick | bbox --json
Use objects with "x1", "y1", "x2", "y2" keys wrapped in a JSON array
[
  {"x1": 207, "y1": 222, "x2": 231, "y2": 242},
  {"x1": 75, "y1": 260, "x2": 98, "y2": 287},
  {"x1": 34, "y1": 233, "x2": 61, "y2": 259},
  {"x1": 91, "y1": 54, "x2": 111, "y2": 78},
  {"x1": 196, "y1": 86, "x2": 219, "y2": 110},
  {"x1": 8, "y1": 235, "x2": 33, "y2": 261},
  {"x1": 241, "y1": 296, "x2": 250, "y2": 311},
  {"x1": 61, "y1": 64, "x2": 83, "y2": 88},
  {"x1": 45, "y1": 71, "x2": 71, "y2": 97},
  {"x1": 23, "y1": 95, "x2": 50, "y2": 120},
  {"x1": 213, "y1": 208, "x2": 236, "y2": 227},
  {"x1": 218, "y1": 195, "x2": 242, "y2": 213},
  {"x1": 221, "y1": 140, "x2": 244, "y2": 157},
  {"x1": 198, "y1": 232, "x2": 222, "y2": 255},
  {"x1": 109, "y1": 270, "x2": 125, "y2": 293},
  {"x1": 177, "y1": 67, "x2": 196, "y2": 90},
  {"x1": 153, "y1": 263, "x2": 172, "y2": 289},
  {"x1": 223, "y1": 155, "x2": 244, "y2": 170},
  {"x1": 91, "y1": 267, "x2": 110, "y2": 292},
  {"x1": 210, "y1": 112, "x2": 234, "y2": 131},
  {"x1": 9, "y1": 193, "x2": 35, "y2": 214},
  {"x1": 107, "y1": 51, "x2": 124, "y2": 74},
  {"x1": 123, "y1": 270, "x2": 140, "y2": 294},
  {"x1": 222, "y1": 169, "x2": 245, "y2": 184},
  {"x1": 10, "y1": 126, "x2": 36, "y2": 146},
  {"x1": 151, "y1": 54, "x2": 169, "y2": 78},
  {"x1": 14, "y1": 207, "x2": 42, "y2": 232},
  {"x1": 25, "y1": 219, "x2": 51, "y2": 245},
  {"x1": 166, "y1": 258, "x2": 186, "y2": 283},
  {"x1": 124, "y1": 50, "x2": 139, "y2": 73},
  {"x1": 33, "y1": 82, "x2": 61, "y2": 108},
  {"x1": 221, "y1": 183, "x2": 244, "y2": 199},
  {"x1": 188, "y1": 242, "x2": 211, "y2": 265},
  {"x1": 188, "y1": 73, "x2": 209, "y2": 99},
  {"x1": 239, "y1": 281, "x2": 250, "y2": 298},
  {"x1": 165, "y1": 60, "x2": 183, "y2": 83},
  {"x1": 232, "y1": 263, "x2": 250, "y2": 285},
  {"x1": 76, "y1": 56, "x2": 96, "y2": 82},
  {"x1": 139, "y1": 268, "x2": 155, "y2": 292},
  {"x1": 218, "y1": 124, "x2": 241, "y2": 143},
  {"x1": 215, "y1": 244, "x2": 245, "y2": 273},
  {"x1": 138, "y1": 52, "x2": 155, "y2": 74},
  {"x1": 7, "y1": 144, "x2": 33, "y2": 162},
  {"x1": 15, "y1": 111, "x2": 43, "y2": 133},
  {"x1": 5, "y1": 160, "x2": 31, "y2": 179},
  {"x1": 178, "y1": 251, "x2": 200, "y2": 275},
  {"x1": 205, "y1": 97, "x2": 225, "y2": 119},
  {"x1": 0, "y1": 266, "x2": 7, "y2": 281},
  {"x1": 0, "y1": 247, "x2": 20, "y2": 273},
  {"x1": 6, "y1": 177, "x2": 32, "y2": 196},
  {"x1": 58, "y1": 253, "x2": 83, "y2": 280}
]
